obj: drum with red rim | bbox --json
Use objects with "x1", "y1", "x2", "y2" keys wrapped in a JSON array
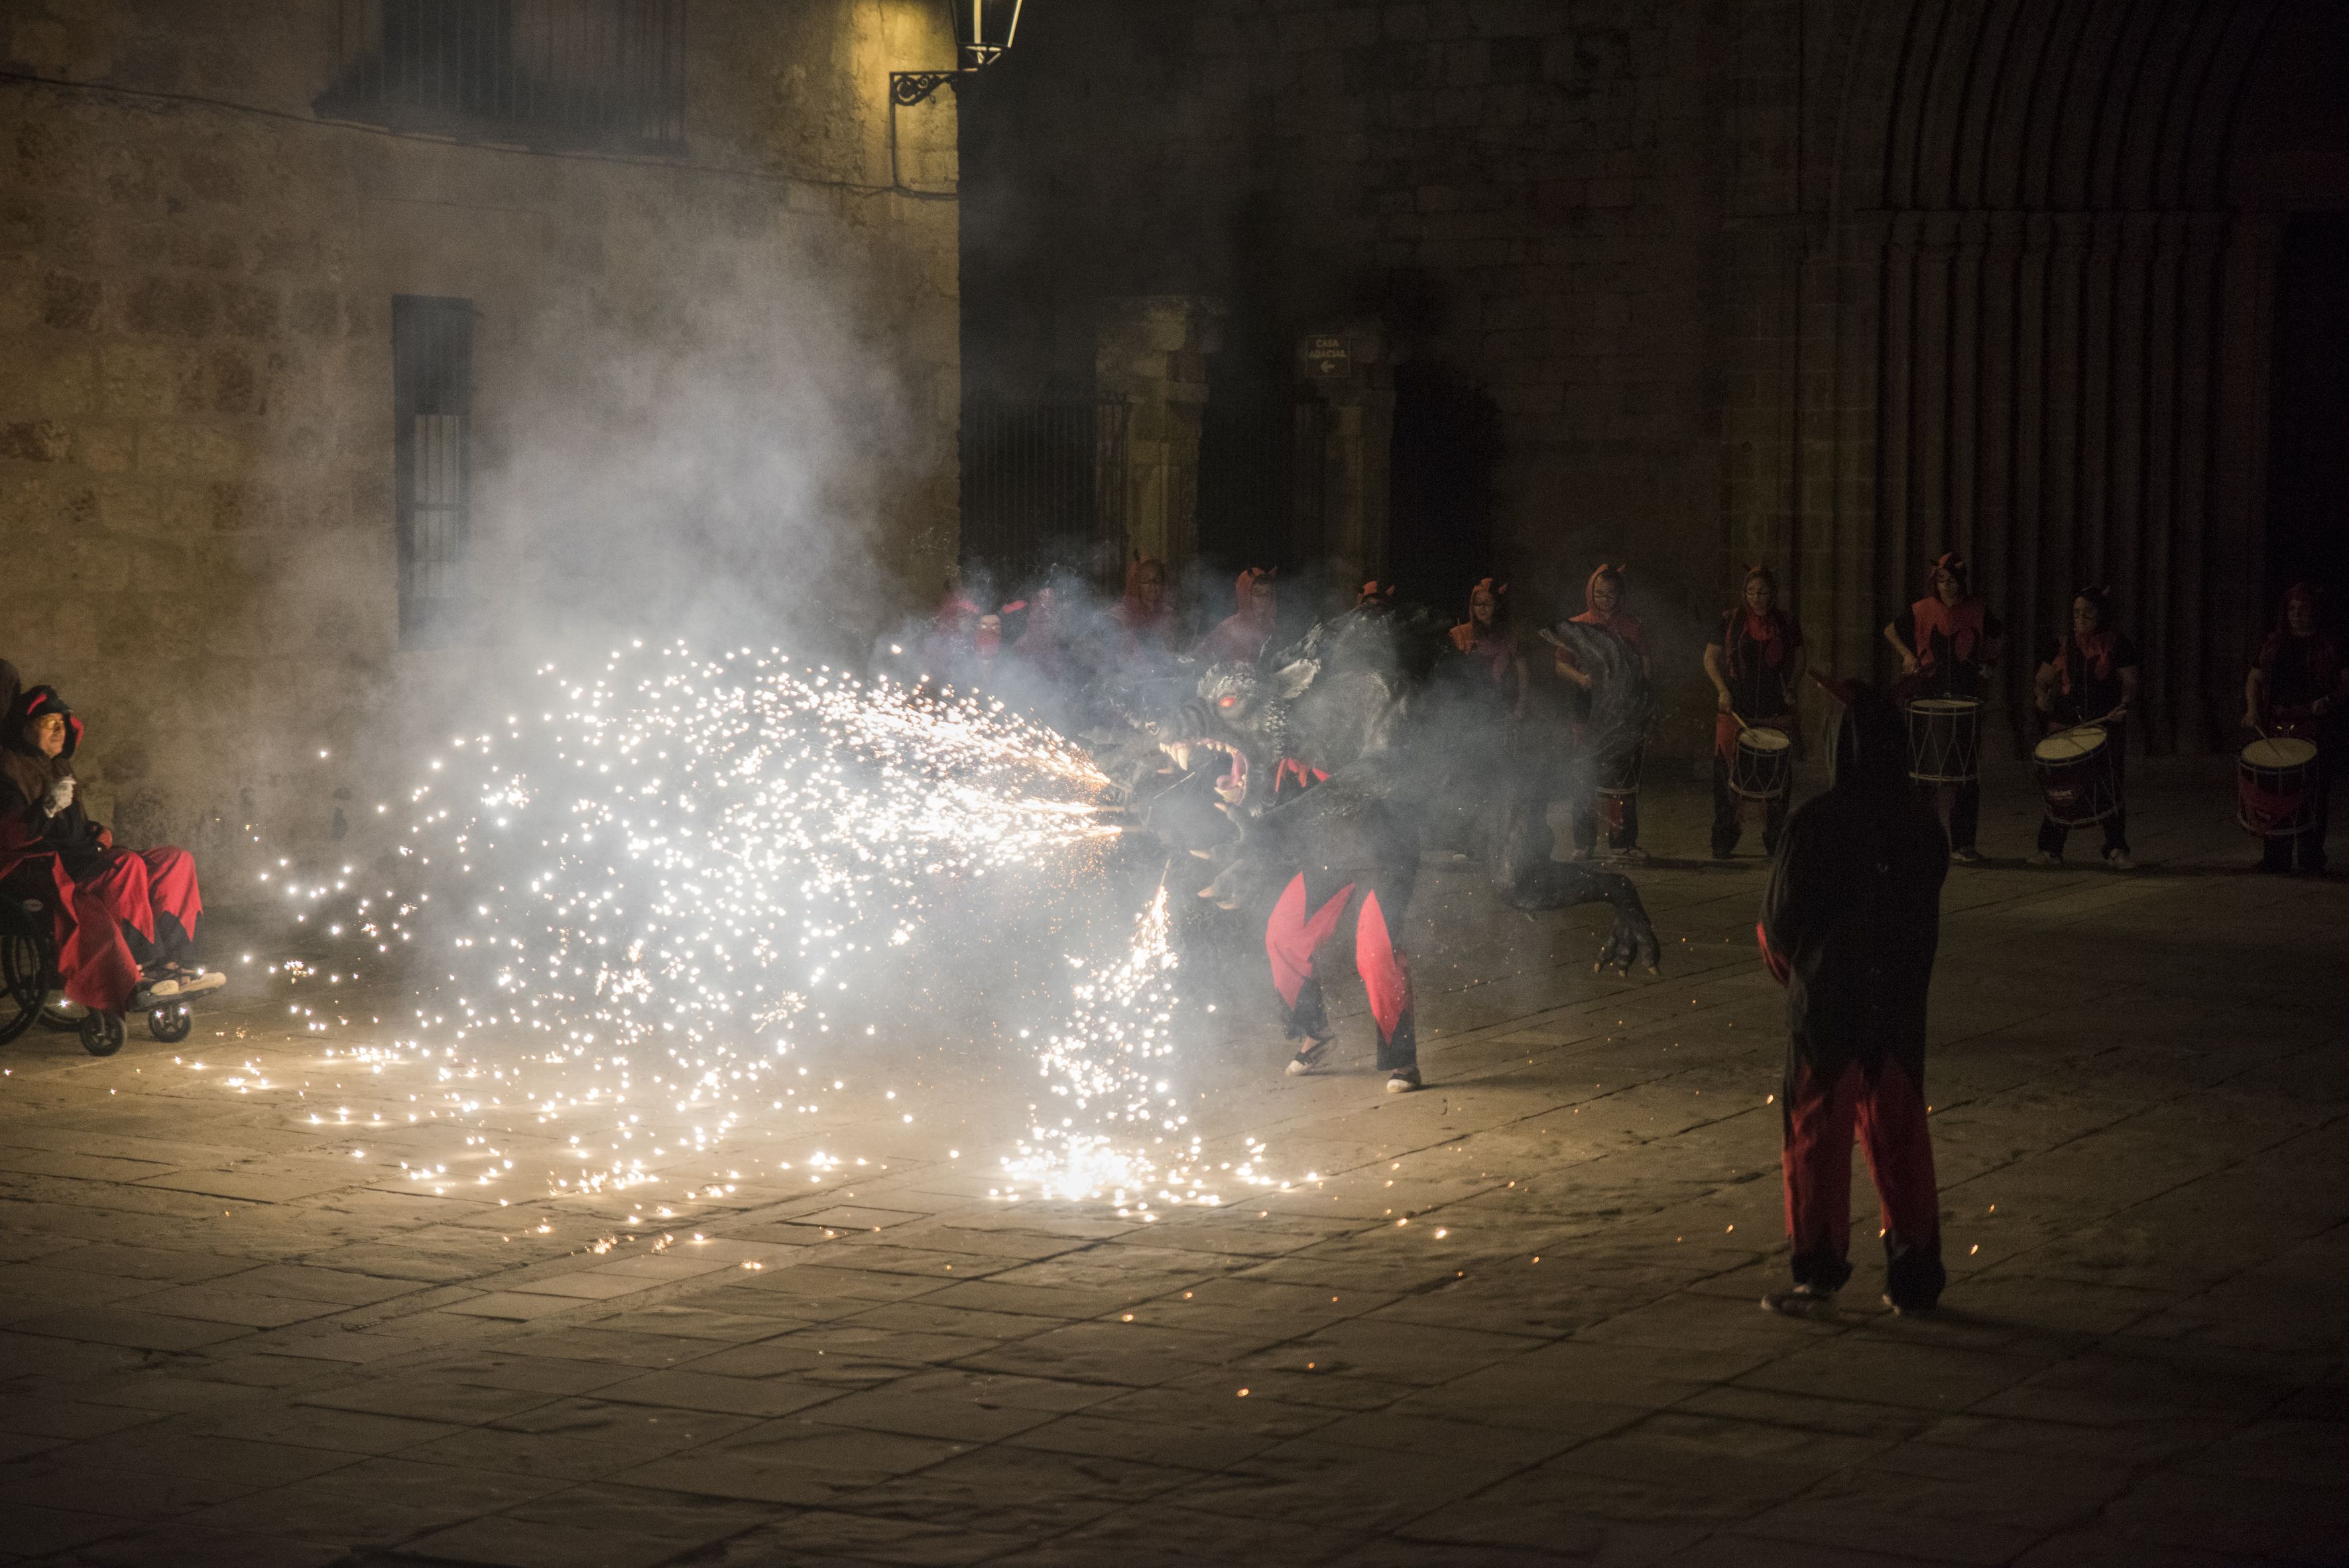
[
  {"x1": 2237, "y1": 736, "x2": 2321, "y2": 837},
  {"x1": 2031, "y1": 725, "x2": 2117, "y2": 827}
]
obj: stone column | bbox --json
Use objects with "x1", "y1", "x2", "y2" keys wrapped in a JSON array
[
  {"x1": 1095, "y1": 296, "x2": 1223, "y2": 573},
  {"x1": 1294, "y1": 322, "x2": 1392, "y2": 591}
]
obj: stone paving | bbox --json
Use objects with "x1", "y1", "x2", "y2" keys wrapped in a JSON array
[{"x1": 0, "y1": 764, "x2": 2344, "y2": 1567}]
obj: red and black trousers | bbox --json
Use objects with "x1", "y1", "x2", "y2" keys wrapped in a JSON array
[
  {"x1": 1266, "y1": 867, "x2": 1416, "y2": 1071},
  {"x1": 1781, "y1": 1052, "x2": 1945, "y2": 1307}
]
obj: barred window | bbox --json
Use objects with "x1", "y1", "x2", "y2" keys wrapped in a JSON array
[
  {"x1": 318, "y1": 1, "x2": 687, "y2": 153},
  {"x1": 392, "y1": 296, "x2": 475, "y2": 646}
]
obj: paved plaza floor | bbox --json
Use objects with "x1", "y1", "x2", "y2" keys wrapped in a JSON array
[{"x1": 0, "y1": 764, "x2": 2344, "y2": 1567}]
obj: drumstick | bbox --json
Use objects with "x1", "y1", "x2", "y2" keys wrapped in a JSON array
[{"x1": 1729, "y1": 710, "x2": 1752, "y2": 731}]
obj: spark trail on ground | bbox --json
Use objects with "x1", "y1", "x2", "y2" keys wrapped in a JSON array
[{"x1": 262, "y1": 643, "x2": 1269, "y2": 1211}]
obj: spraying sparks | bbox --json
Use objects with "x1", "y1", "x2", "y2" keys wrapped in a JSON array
[
  {"x1": 261, "y1": 643, "x2": 1267, "y2": 1210},
  {"x1": 1000, "y1": 888, "x2": 1278, "y2": 1211}
]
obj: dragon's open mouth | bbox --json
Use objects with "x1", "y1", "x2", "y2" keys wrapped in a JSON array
[{"x1": 1164, "y1": 737, "x2": 1247, "y2": 794}]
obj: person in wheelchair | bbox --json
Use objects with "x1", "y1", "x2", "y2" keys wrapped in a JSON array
[{"x1": 1, "y1": 685, "x2": 221, "y2": 1016}]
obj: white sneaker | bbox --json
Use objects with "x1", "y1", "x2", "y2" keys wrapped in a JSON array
[
  {"x1": 1285, "y1": 1039, "x2": 1331, "y2": 1076},
  {"x1": 1384, "y1": 1067, "x2": 1423, "y2": 1094}
]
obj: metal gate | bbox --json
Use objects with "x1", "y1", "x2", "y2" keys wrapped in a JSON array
[{"x1": 959, "y1": 394, "x2": 1129, "y2": 593}]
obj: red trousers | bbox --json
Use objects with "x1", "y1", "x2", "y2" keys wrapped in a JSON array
[
  {"x1": 1781, "y1": 1055, "x2": 1945, "y2": 1303},
  {"x1": 56, "y1": 847, "x2": 202, "y2": 1012},
  {"x1": 1266, "y1": 872, "x2": 1416, "y2": 1069}
]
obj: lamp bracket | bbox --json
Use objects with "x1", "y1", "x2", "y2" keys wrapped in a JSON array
[{"x1": 890, "y1": 70, "x2": 964, "y2": 107}]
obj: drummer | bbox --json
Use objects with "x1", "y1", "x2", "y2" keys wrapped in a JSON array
[
  {"x1": 1884, "y1": 551, "x2": 2004, "y2": 863},
  {"x1": 1704, "y1": 565, "x2": 1803, "y2": 861},
  {"x1": 2244, "y1": 582, "x2": 2346, "y2": 874},
  {"x1": 1558, "y1": 564, "x2": 1650, "y2": 860},
  {"x1": 2030, "y1": 587, "x2": 2138, "y2": 870}
]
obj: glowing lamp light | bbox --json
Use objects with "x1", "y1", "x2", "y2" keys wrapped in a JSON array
[{"x1": 893, "y1": 0, "x2": 1024, "y2": 104}]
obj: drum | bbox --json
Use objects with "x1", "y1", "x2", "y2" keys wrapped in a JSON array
[
  {"x1": 2237, "y1": 736, "x2": 2322, "y2": 837},
  {"x1": 1906, "y1": 697, "x2": 1981, "y2": 784},
  {"x1": 1730, "y1": 726, "x2": 1793, "y2": 801},
  {"x1": 2031, "y1": 725, "x2": 2117, "y2": 827},
  {"x1": 1596, "y1": 743, "x2": 1643, "y2": 800}
]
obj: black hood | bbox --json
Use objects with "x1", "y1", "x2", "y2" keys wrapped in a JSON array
[
  {"x1": 1827, "y1": 682, "x2": 1906, "y2": 798},
  {"x1": 5, "y1": 684, "x2": 81, "y2": 762}
]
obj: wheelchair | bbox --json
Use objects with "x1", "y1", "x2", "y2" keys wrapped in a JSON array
[{"x1": 1, "y1": 862, "x2": 196, "y2": 1055}]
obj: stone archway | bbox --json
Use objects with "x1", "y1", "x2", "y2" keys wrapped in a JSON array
[{"x1": 1781, "y1": 0, "x2": 2349, "y2": 753}]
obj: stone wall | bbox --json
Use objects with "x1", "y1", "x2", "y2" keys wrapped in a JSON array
[
  {"x1": 1, "y1": 0, "x2": 960, "y2": 894},
  {"x1": 967, "y1": 0, "x2": 2349, "y2": 759},
  {"x1": 965, "y1": 0, "x2": 1738, "y2": 739}
]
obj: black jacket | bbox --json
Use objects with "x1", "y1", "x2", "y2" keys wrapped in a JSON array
[{"x1": 1760, "y1": 685, "x2": 1947, "y2": 1084}]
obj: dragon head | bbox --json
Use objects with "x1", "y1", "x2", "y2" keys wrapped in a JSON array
[{"x1": 1160, "y1": 658, "x2": 1317, "y2": 810}]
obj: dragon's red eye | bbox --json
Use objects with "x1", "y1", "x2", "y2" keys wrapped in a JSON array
[{"x1": 1219, "y1": 695, "x2": 1236, "y2": 707}]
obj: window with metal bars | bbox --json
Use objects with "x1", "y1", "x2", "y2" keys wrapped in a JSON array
[
  {"x1": 392, "y1": 296, "x2": 475, "y2": 646},
  {"x1": 316, "y1": 1, "x2": 687, "y2": 154}
]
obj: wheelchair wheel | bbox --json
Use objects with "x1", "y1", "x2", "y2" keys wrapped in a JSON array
[
  {"x1": 40, "y1": 1000, "x2": 85, "y2": 1032},
  {"x1": 0, "y1": 911, "x2": 49, "y2": 1048},
  {"x1": 148, "y1": 1004, "x2": 192, "y2": 1044},
  {"x1": 79, "y1": 1010, "x2": 125, "y2": 1057}
]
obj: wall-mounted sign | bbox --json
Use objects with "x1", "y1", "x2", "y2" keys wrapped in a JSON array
[{"x1": 1303, "y1": 333, "x2": 1351, "y2": 379}]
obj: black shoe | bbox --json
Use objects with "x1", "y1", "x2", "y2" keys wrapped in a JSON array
[
  {"x1": 1384, "y1": 1066, "x2": 1422, "y2": 1095},
  {"x1": 1882, "y1": 1293, "x2": 1938, "y2": 1317},
  {"x1": 1285, "y1": 1039, "x2": 1331, "y2": 1077}
]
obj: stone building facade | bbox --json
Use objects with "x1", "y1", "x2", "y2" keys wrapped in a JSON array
[
  {"x1": 2, "y1": 0, "x2": 961, "y2": 888},
  {"x1": 963, "y1": 0, "x2": 2349, "y2": 756}
]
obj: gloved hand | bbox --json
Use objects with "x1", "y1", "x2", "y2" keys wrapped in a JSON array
[{"x1": 40, "y1": 777, "x2": 75, "y2": 816}]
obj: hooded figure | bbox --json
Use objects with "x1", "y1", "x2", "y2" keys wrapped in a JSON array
[
  {"x1": 2244, "y1": 582, "x2": 2346, "y2": 873},
  {"x1": 1447, "y1": 578, "x2": 1525, "y2": 711},
  {"x1": 1558, "y1": 565, "x2": 1649, "y2": 859},
  {"x1": 1757, "y1": 681, "x2": 1950, "y2": 1314},
  {"x1": 1884, "y1": 550, "x2": 2004, "y2": 860},
  {"x1": 1705, "y1": 565, "x2": 1804, "y2": 861},
  {"x1": 0, "y1": 686, "x2": 216, "y2": 1015},
  {"x1": 1109, "y1": 556, "x2": 1176, "y2": 664},
  {"x1": 1193, "y1": 567, "x2": 1278, "y2": 668}
]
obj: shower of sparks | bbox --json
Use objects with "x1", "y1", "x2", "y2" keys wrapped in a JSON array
[
  {"x1": 996, "y1": 888, "x2": 1280, "y2": 1214},
  {"x1": 245, "y1": 642, "x2": 1266, "y2": 1212}
]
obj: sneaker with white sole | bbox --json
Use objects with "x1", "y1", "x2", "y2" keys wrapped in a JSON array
[
  {"x1": 1285, "y1": 1039, "x2": 1331, "y2": 1077},
  {"x1": 2102, "y1": 851, "x2": 2134, "y2": 873},
  {"x1": 1881, "y1": 1293, "x2": 1937, "y2": 1317},
  {"x1": 2029, "y1": 851, "x2": 2062, "y2": 867},
  {"x1": 1384, "y1": 1067, "x2": 1423, "y2": 1094},
  {"x1": 1761, "y1": 1284, "x2": 1837, "y2": 1317}
]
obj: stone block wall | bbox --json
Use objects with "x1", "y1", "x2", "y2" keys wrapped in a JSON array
[{"x1": 1, "y1": 0, "x2": 960, "y2": 894}]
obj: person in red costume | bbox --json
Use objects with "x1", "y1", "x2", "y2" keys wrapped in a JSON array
[
  {"x1": 0, "y1": 686, "x2": 223, "y2": 1017},
  {"x1": 1193, "y1": 567, "x2": 1279, "y2": 667},
  {"x1": 1557, "y1": 564, "x2": 1648, "y2": 859},
  {"x1": 1705, "y1": 565, "x2": 1804, "y2": 860},
  {"x1": 1758, "y1": 679, "x2": 1949, "y2": 1317},
  {"x1": 1109, "y1": 556, "x2": 1177, "y2": 666},
  {"x1": 2244, "y1": 582, "x2": 2347, "y2": 874},
  {"x1": 1883, "y1": 551, "x2": 2004, "y2": 861},
  {"x1": 2030, "y1": 587, "x2": 2138, "y2": 870},
  {"x1": 1448, "y1": 577, "x2": 1527, "y2": 717}
]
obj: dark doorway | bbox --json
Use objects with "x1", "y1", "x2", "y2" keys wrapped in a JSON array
[
  {"x1": 1386, "y1": 361, "x2": 1500, "y2": 617},
  {"x1": 2268, "y1": 214, "x2": 2349, "y2": 628},
  {"x1": 1196, "y1": 335, "x2": 1305, "y2": 621}
]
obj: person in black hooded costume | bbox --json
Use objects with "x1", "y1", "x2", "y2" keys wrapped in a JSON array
[
  {"x1": 0, "y1": 685, "x2": 220, "y2": 1016},
  {"x1": 1757, "y1": 679, "x2": 1950, "y2": 1315}
]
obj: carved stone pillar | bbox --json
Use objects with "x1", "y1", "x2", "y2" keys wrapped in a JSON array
[{"x1": 1293, "y1": 323, "x2": 1393, "y2": 592}]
